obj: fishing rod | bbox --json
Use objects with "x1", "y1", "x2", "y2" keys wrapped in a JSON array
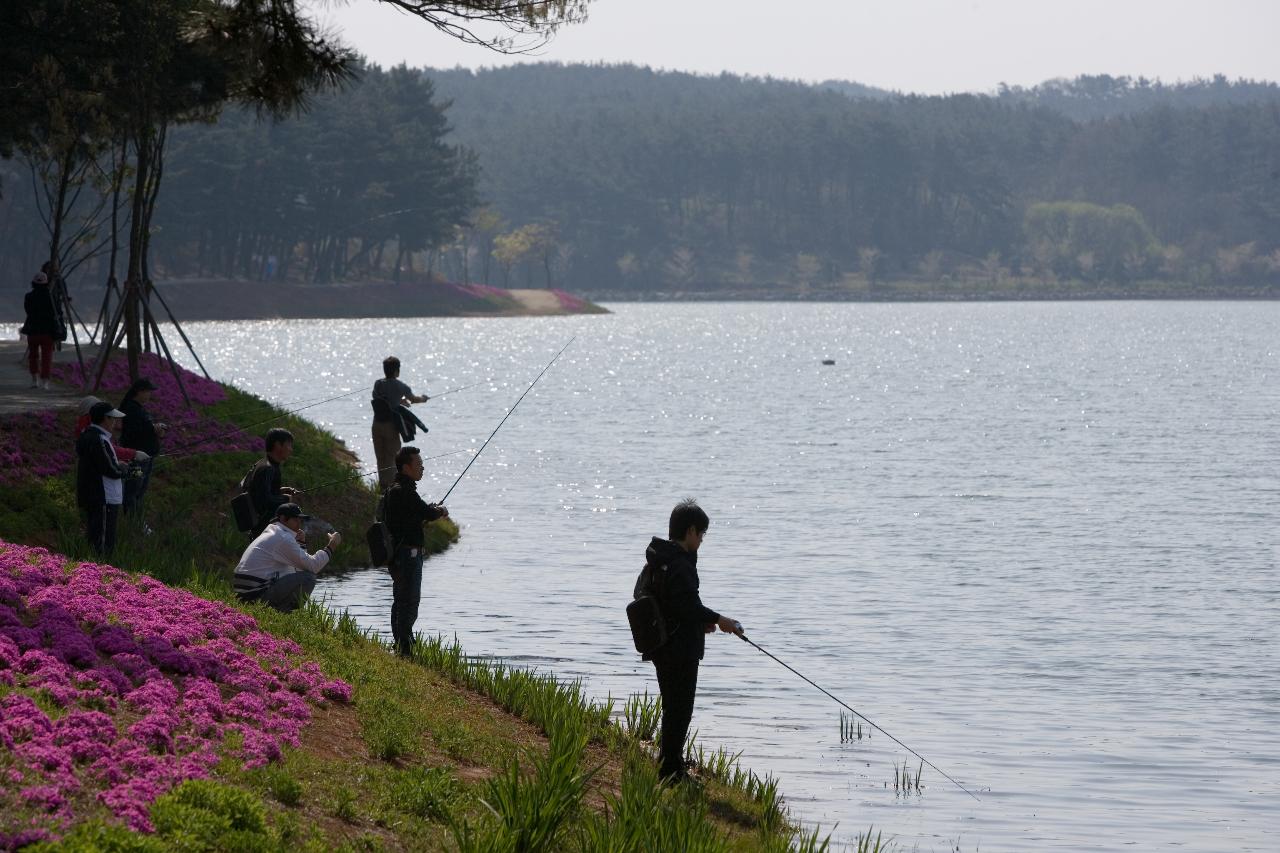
[
  {"x1": 439, "y1": 339, "x2": 574, "y2": 504},
  {"x1": 294, "y1": 449, "x2": 472, "y2": 494},
  {"x1": 164, "y1": 386, "x2": 375, "y2": 428},
  {"x1": 736, "y1": 632, "x2": 981, "y2": 801},
  {"x1": 155, "y1": 385, "x2": 372, "y2": 459}
]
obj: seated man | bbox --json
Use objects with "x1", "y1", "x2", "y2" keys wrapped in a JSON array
[{"x1": 233, "y1": 503, "x2": 340, "y2": 612}]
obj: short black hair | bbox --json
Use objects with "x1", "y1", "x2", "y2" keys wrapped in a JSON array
[
  {"x1": 383, "y1": 356, "x2": 401, "y2": 379},
  {"x1": 395, "y1": 445, "x2": 420, "y2": 473},
  {"x1": 265, "y1": 428, "x2": 294, "y2": 453},
  {"x1": 669, "y1": 499, "x2": 709, "y2": 541}
]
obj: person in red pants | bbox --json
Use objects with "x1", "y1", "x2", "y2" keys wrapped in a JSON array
[{"x1": 21, "y1": 271, "x2": 61, "y2": 389}]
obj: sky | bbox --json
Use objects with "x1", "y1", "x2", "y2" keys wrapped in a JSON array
[{"x1": 312, "y1": 0, "x2": 1280, "y2": 94}]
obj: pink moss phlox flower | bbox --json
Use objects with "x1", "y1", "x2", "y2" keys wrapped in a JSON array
[{"x1": 0, "y1": 540, "x2": 353, "y2": 838}]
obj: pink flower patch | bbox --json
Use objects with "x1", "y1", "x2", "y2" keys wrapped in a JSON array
[{"x1": 0, "y1": 540, "x2": 353, "y2": 839}]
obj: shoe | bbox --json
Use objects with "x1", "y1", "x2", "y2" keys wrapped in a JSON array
[
  {"x1": 29, "y1": 377, "x2": 39, "y2": 389},
  {"x1": 41, "y1": 379, "x2": 51, "y2": 389}
]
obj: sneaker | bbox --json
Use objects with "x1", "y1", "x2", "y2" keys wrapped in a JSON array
[
  {"x1": 29, "y1": 377, "x2": 39, "y2": 389},
  {"x1": 41, "y1": 379, "x2": 51, "y2": 389}
]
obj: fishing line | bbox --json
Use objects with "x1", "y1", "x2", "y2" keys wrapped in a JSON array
[
  {"x1": 294, "y1": 449, "x2": 472, "y2": 494},
  {"x1": 439, "y1": 339, "x2": 574, "y2": 504},
  {"x1": 736, "y1": 632, "x2": 981, "y2": 801}
]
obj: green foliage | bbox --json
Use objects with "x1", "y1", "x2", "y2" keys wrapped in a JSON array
[
  {"x1": 453, "y1": 722, "x2": 595, "y2": 853},
  {"x1": 578, "y1": 755, "x2": 726, "y2": 853},
  {"x1": 147, "y1": 779, "x2": 275, "y2": 852},
  {"x1": 28, "y1": 821, "x2": 168, "y2": 853},
  {"x1": 360, "y1": 699, "x2": 421, "y2": 762},
  {"x1": 621, "y1": 691, "x2": 661, "y2": 743},
  {"x1": 387, "y1": 767, "x2": 468, "y2": 822},
  {"x1": 1024, "y1": 201, "x2": 1161, "y2": 283}
]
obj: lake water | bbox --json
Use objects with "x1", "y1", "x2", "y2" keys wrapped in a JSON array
[{"x1": 70, "y1": 302, "x2": 1280, "y2": 849}]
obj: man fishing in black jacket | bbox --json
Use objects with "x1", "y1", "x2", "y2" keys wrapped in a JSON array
[
  {"x1": 383, "y1": 445, "x2": 448, "y2": 657},
  {"x1": 644, "y1": 499, "x2": 743, "y2": 783},
  {"x1": 246, "y1": 428, "x2": 297, "y2": 536}
]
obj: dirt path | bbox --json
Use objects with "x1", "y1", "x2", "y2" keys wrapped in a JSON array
[{"x1": 0, "y1": 340, "x2": 98, "y2": 415}]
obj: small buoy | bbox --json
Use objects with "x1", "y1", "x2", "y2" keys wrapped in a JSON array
[{"x1": 821, "y1": 359, "x2": 835, "y2": 366}]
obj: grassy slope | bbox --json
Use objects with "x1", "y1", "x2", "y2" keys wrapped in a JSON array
[{"x1": 1, "y1": 378, "x2": 823, "y2": 851}]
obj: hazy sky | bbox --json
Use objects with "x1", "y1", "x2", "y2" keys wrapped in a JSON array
[{"x1": 312, "y1": 0, "x2": 1279, "y2": 94}]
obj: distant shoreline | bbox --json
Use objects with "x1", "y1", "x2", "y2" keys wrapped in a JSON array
[
  {"x1": 585, "y1": 283, "x2": 1280, "y2": 303},
  {"x1": 0, "y1": 278, "x2": 609, "y2": 323}
]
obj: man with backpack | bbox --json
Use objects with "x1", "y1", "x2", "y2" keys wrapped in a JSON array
[
  {"x1": 640, "y1": 500, "x2": 743, "y2": 784},
  {"x1": 383, "y1": 445, "x2": 448, "y2": 657},
  {"x1": 244, "y1": 428, "x2": 297, "y2": 536}
]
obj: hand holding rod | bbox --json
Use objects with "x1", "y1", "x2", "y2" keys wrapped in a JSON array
[
  {"x1": 737, "y1": 632, "x2": 981, "y2": 801},
  {"x1": 438, "y1": 338, "x2": 575, "y2": 505}
]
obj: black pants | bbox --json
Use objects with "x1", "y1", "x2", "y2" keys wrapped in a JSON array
[
  {"x1": 390, "y1": 548, "x2": 424, "y2": 657},
  {"x1": 653, "y1": 655, "x2": 700, "y2": 780},
  {"x1": 85, "y1": 504, "x2": 119, "y2": 557}
]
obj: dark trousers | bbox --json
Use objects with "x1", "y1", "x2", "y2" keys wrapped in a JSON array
[
  {"x1": 123, "y1": 458, "x2": 152, "y2": 515},
  {"x1": 390, "y1": 548, "x2": 424, "y2": 657},
  {"x1": 85, "y1": 504, "x2": 119, "y2": 557},
  {"x1": 653, "y1": 655, "x2": 700, "y2": 780}
]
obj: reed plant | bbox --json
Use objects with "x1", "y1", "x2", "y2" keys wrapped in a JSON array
[
  {"x1": 891, "y1": 759, "x2": 924, "y2": 795},
  {"x1": 622, "y1": 690, "x2": 662, "y2": 742},
  {"x1": 840, "y1": 710, "x2": 868, "y2": 743}
]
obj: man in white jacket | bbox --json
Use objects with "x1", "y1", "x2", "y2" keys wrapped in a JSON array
[{"x1": 233, "y1": 503, "x2": 340, "y2": 612}]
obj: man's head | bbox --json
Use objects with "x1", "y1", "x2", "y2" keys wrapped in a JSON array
[
  {"x1": 274, "y1": 502, "x2": 310, "y2": 533},
  {"x1": 125, "y1": 377, "x2": 156, "y2": 404},
  {"x1": 669, "y1": 499, "x2": 710, "y2": 553},
  {"x1": 89, "y1": 401, "x2": 125, "y2": 428},
  {"x1": 265, "y1": 428, "x2": 294, "y2": 462},
  {"x1": 395, "y1": 445, "x2": 423, "y2": 481},
  {"x1": 383, "y1": 356, "x2": 401, "y2": 379}
]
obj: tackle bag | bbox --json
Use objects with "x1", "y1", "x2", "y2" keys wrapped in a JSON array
[
  {"x1": 626, "y1": 562, "x2": 669, "y2": 655},
  {"x1": 231, "y1": 464, "x2": 258, "y2": 533},
  {"x1": 365, "y1": 492, "x2": 393, "y2": 567}
]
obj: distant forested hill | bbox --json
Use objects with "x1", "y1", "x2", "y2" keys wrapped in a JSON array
[
  {"x1": 3, "y1": 63, "x2": 1277, "y2": 297},
  {"x1": 428, "y1": 64, "x2": 1280, "y2": 294}
]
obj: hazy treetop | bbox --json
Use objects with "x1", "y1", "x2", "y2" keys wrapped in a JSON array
[{"x1": 318, "y1": 0, "x2": 1278, "y2": 95}]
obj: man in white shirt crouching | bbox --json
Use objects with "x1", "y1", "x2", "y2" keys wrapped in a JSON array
[{"x1": 233, "y1": 503, "x2": 340, "y2": 612}]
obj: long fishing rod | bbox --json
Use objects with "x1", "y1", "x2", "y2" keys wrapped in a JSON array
[
  {"x1": 439, "y1": 339, "x2": 574, "y2": 504},
  {"x1": 165, "y1": 386, "x2": 374, "y2": 428},
  {"x1": 156, "y1": 385, "x2": 372, "y2": 459},
  {"x1": 736, "y1": 632, "x2": 981, "y2": 801},
  {"x1": 294, "y1": 449, "x2": 471, "y2": 494}
]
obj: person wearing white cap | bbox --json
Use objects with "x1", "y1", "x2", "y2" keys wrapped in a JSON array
[
  {"x1": 75, "y1": 401, "x2": 128, "y2": 556},
  {"x1": 20, "y1": 271, "x2": 61, "y2": 389}
]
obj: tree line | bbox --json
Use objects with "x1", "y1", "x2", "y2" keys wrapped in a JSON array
[{"x1": 4, "y1": 61, "x2": 1279, "y2": 302}]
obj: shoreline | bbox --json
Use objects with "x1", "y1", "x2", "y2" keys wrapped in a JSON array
[{"x1": 0, "y1": 356, "x2": 809, "y2": 850}]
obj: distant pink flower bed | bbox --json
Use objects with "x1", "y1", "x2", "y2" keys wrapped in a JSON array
[
  {"x1": 441, "y1": 281, "x2": 517, "y2": 305},
  {"x1": 0, "y1": 354, "x2": 258, "y2": 486},
  {"x1": 0, "y1": 541, "x2": 351, "y2": 838},
  {"x1": 551, "y1": 289, "x2": 589, "y2": 312}
]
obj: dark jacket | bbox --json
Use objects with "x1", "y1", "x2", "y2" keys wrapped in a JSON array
[
  {"x1": 394, "y1": 405, "x2": 428, "y2": 443},
  {"x1": 119, "y1": 398, "x2": 160, "y2": 456},
  {"x1": 642, "y1": 537, "x2": 720, "y2": 662},
  {"x1": 22, "y1": 284, "x2": 60, "y2": 337},
  {"x1": 384, "y1": 473, "x2": 445, "y2": 549},
  {"x1": 246, "y1": 458, "x2": 287, "y2": 526},
  {"x1": 76, "y1": 425, "x2": 126, "y2": 508}
]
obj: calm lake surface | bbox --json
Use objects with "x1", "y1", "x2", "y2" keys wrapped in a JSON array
[{"x1": 165, "y1": 302, "x2": 1275, "y2": 850}]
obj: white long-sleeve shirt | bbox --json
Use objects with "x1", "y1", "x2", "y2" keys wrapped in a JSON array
[{"x1": 234, "y1": 521, "x2": 330, "y2": 582}]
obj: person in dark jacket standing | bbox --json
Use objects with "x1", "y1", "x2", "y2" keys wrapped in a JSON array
[
  {"x1": 245, "y1": 428, "x2": 297, "y2": 536},
  {"x1": 372, "y1": 356, "x2": 429, "y2": 490},
  {"x1": 643, "y1": 499, "x2": 743, "y2": 783},
  {"x1": 76, "y1": 402, "x2": 128, "y2": 556},
  {"x1": 21, "y1": 271, "x2": 61, "y2": 389},
  {"x1": 383, "y1": 445, "x2": 448, "y2": 657},
  {"x1": 119, "y1": 378, "x2": 167, "y2": 518}
]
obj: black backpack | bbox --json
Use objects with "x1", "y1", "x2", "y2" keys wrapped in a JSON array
[
  {"x1": 627, "y1": 562, "x2": 670, "y2": 655},
  {"x1": 365, "y1": 491, "x2": 394, "y2": 567},
  {"x1": 230, "y1": 463, "x2": 259, "y2": 533}
]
